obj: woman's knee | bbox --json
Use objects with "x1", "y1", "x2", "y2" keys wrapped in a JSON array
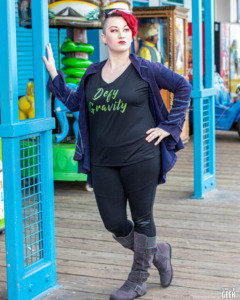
[
  {"x1": 133, "y1": 213, "x2": 156, "y2": 236},
  {"x1": 103, "y1": 219, "x2": 132, "y2": 237},
  {"x1": 133, "y1": 213, "x2": 152, "y2": 229}
]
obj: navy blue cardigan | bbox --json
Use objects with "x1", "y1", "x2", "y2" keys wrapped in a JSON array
[{"x1": 47, "y1": 53, "x2": 192, "y2": 184}]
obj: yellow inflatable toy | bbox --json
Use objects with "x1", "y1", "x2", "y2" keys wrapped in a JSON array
[{"x1": 18, "y1": 81, "x2": 35, "y2": 120}]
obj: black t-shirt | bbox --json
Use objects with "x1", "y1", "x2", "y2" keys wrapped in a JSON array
[{"x1": 85, "y1": 63, "x2": 160, "y2": 166}]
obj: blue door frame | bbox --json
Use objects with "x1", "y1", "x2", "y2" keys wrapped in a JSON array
[
  {"x1": 191, "y1": 0, "x2": 216, "y2": 198},
  {"x1": 0, "y1": 1, "x2": 60, "y2": 299}
]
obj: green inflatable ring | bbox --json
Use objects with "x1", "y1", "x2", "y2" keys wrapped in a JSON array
[
  {"x1": 61, "y1": 37, "x2": 94, "y2": 55},
  {"x1": 65, "y1": 77, "x2": 81, "y2": 84},
  {"x1": 62, "y1": 57, "x2": 92, "y2": 68},
  {"x1": 52, "y1": 135, "x2": 87, "y2": 182},
  {"x1": 62, "y1": 67, "x2": 86, "y2": 78}
]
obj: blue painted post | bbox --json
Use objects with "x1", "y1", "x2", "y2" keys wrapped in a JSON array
[
  {"x1": 191, "y1": 0, "x2": 216, "y2": 198},
  {"x1": 192, "y1": 0, "x2": 204, "y2": 198},
  {"x1": 204, "y1": 0, "x2": 216, "y2": 188},
  {"x1": 0, "y1": 3, "x2": 24, "y2": 298},
  {"x1": 32, "y1": 0, "x2": 50, "y2": 119},
  {"x1": 0, "y1": 0, "x2": 59, "y2": 299}
]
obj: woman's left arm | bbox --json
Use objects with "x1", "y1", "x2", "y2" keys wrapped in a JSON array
[{"x1": 146, "y1": 62, "x2": 192, "y2": 145}]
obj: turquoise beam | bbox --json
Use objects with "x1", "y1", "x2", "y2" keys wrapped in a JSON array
[
  {"x1": 0, "y1": 0, "x2": 19, "y2": 124},
  {"x1": 0, "y1": 0, "x2": 59, "y2": 298},
  {"x1": 192, "y1": 0, "x2": 203, "y2": 90},
  {"x1": 2, "y1": 138, "x2": 23, "y2": 299},
  {"x1": 191, "y1": 88, "x2": 216, "y2": 98},
  {"x1": 0, "y1": 1, "x2": 23, "y2": 298},
  {"x1": 32, "y1": 0, "x2": 51, "y2": 119},
  {"x1": 192, "y1": 0, "x2": 204, "y2": 198},
  {"x1": 204, "y1": 0, "x2": 216, "y2": 188},
  {"x1": 0, "y1": 118, "x2": 55, "y2": 137},
  {"x1": 192, "y1": 0, "x2": 216, "y2": 198},
  {"x1": 204, "y1": 0, "x2": 214, "y2": 89}
]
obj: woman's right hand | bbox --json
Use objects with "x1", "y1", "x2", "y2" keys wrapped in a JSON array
[{"x1": 42, "y1": 43, "x2": 58, "y2": 80}]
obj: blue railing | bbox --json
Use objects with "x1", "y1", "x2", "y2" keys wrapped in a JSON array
[{"x1": 20, "y1": 136, "x2": 44, "y2": 268}]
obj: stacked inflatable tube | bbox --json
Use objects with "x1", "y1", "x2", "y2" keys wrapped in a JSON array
[
  {"x1": 61, "y1": 38, "x2": 94, "y2": 55},
  {"x1": 62, "y1": 57, "x2": 92, "y2": 68},
  {"x1": 61, "y1": 37, "x2": 94, "y2": 84}
]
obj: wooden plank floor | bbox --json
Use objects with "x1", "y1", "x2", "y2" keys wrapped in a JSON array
[{"x1": 0, "y1": 130, "x2": 240, "y2": 300}]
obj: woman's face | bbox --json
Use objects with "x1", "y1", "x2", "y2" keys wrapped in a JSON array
[{"x1": 101, "y1": 16, "x2": 132, "y2": 53}]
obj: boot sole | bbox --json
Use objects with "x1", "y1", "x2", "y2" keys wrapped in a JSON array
[
  {"x1": 161, "y1": 243, "x2": 173, "y2": 288},
  {"x1": 110, "y1": 292, "x2": 146, "y2": 300}
]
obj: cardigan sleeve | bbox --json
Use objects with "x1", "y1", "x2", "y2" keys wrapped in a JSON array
[
  {"x1": 152, "y1": 62, "x2": 192, "y2": 143},
  {"x1": 47, "y1": 70, "x2": 83, "y2": 112}
]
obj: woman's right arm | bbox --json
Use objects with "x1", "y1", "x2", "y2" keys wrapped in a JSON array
[{"x1": 42, "y1": 43, "x2": 81, "y2": 112}]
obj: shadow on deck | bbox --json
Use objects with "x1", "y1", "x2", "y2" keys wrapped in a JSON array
[{"x1": 0, "y1": 130, "x2": 240, "y2": 299}]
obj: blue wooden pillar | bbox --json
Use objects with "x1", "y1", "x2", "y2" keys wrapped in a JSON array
[
  {"x1": 192, "y1": 0, "x2": 216, "y2": 198},
  {"x1": 0, "y1": 0, "x2": 60, "y2": 299}
]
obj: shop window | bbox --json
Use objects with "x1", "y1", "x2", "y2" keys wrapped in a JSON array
[{"x1": 133, "y1": 5, "x2": 190, "y2": 143}]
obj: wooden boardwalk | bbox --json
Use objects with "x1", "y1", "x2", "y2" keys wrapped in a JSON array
[{"x1": 0, "y1": 130, "x2": 240, "y2": 299}]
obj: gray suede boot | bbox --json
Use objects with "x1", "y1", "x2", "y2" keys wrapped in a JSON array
[
  {"x1": 113, "y1": 227, "x2": 173, "y2": 288},
  {"x1": 113, "y1": 223, "x2": 134, "y2": 251},
  {"x1": 153, "y1": 242, "x2": 173, "y2": 287},
  {"x1": 110, "y1": 232, "x2": 157, "y2": 300}
]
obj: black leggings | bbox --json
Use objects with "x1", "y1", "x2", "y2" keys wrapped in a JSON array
[{"x1": 91, "y1": 156, "x2": 160, "y2": 237}]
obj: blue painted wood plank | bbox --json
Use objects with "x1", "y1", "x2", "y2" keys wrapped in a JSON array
[
  {"x1": 0, "y1": 118, "x2": 55, "y2": 138},
  {"x1": 0, "y1": 0, "x2": 19, "y2": 124},
  {"x1": 191, "y1": 0, "x2": 216, "y2": 198}
]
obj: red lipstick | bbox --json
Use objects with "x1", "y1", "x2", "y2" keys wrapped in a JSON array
[{"x1": 119, "y1": 41, "x2": 126, "y2": 44}]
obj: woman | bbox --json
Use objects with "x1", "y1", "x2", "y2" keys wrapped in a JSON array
[{"x1": 43, "y1": 9, "x2": 192, "y2": 300}]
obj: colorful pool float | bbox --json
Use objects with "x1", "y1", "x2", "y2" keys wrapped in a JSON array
[
  {"x1": 61, "y1": 57, "x2": 93, "y2": 68},
  {"x1": 61, "y1": 37, "x2": 94, "y2": 55},
  {"x1": 62, "y1": 67, "x2": 86, "y2": 78},
  {"x1": 65, "y1": 77, "x2": 81, "y2": 84}
]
